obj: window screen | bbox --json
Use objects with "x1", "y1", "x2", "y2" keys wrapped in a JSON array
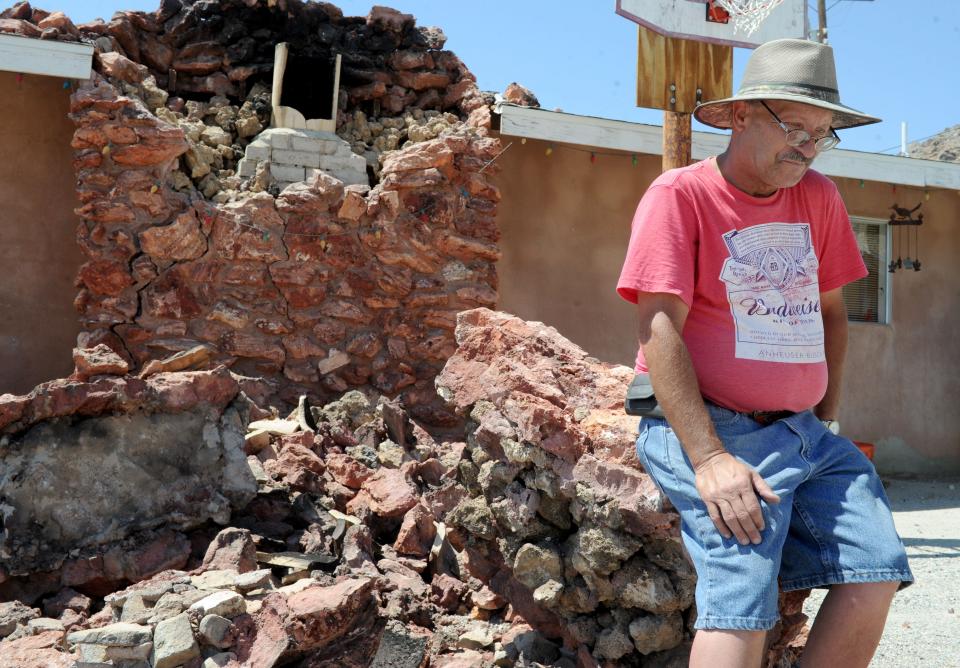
[{"x1": 843, "y1": 218, "x2": 888, "y2": 324}]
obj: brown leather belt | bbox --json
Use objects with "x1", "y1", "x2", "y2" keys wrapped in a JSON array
[{"x1": 744, "y1": 409, "x2": 794, "y2": 425}]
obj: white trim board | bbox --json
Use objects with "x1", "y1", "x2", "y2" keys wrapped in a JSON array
[
  {"x1": 496, "y1": 103, "x2": 960, "y2": 191},
  {"x1": 0, "y1": 33, "x2": 94, "y2": 80}
]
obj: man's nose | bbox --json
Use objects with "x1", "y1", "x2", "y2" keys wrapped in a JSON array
[{"x1": 797, "y1": 138, "x2": 818, "y2": 159}]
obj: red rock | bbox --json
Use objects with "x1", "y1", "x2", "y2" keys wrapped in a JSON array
[
  {"x1": 394, "y1": 70, "x2": 452, "y2": 91},
  {"x1": 337, "y1": 186, "x2": 368, "y2": 222},
  {"x1": 389, "y1": 49, "x2": 434, "y2": 70},
  {"x1": 107, "y1": 15, "x2": 139, "y2": 61},
  {"x1": 503, "y1": 82, "x2": 540, "y2": 108},
  {"x1": 112, "y1": 126, "x2": 188, "y2": 166},
  {"x1": 421, "y1": 481, "x2": 468, "y2": 522},
  {"x1": 0, "y1": 2, "x2": 31, "y2": 21},
  {"x1": 431, "y1": 572, "x2": 466, "y2": 611},
  {"x1": 443, "y1": 78, "x2": 479, "y2": 108},
  {"x1": 0, "y1": 18, "x2": 40, "y2": 37},
  {"x1": 367, "y1": 6, "x2": 413, "y2": 32},
  {"x1": 466, "y1": 105, "x2": 492, "y2": 131},
  {"x1": 434, "y1": 231, "x2": 501, "y2": 262},
  {"x1": 266, "y1": 443, "x2": 325, "y2": 492},
  {"x1": 140, "y1": 34, "x2": 173, "y2": 71},
  {"x1": 173, "y1": 41, "x2": 225, "y2": 75},
  {"x1": 0, "y1": 393, "x2": 29, "y2": 430},
  {"x1": 284, "y1": 578, "x2": 375, "y2": 650},
  {"x1": 176, "y1": 72, "x2": 236, "y2": 97},
  {"x1": 324, "y1": 452, "x2": 373, "y2": 489},
  {"x1": 231, "y1": 594, "x2": 290, "y2": 667},
  {"x1": 42, "y1": 588, "x2": 91, "y2": 618},
  {"x1": 60, "y1": 530, "x2": 190, "y2": 592},
  {"x1": 471, "y1": 585, "x2": 506, "y2": 610},
  {"x1": 349, "y1": 80, "x2": 387, "y2": 102},
  {"x1": 571, "y1": 454, "x2": 675, "y2": 539},
  {"x1": 96, "y1": 51, "x2": 147, "y2": 83},
  {"x1": 356, "y1": 467, "x2": 418, "y2": 518},
  {"x1": 139, "y1": 210, "x2": 207, "y2": 261},
  {"x1": 381, "y1": 139, "x2": 454, "y2": 177},
  {"x1": 211, "y1": 194, "x2": 287, "y2": 263},
  {"x1": 393, "y1": 504, "x2": 436, "y2": 557},
  {"x1": 72, "y1": 344, "x2": 130, "y2": 380},
  {"x1": 77, "y1": 259, "x2": 133, "y2": 297},
  {"x1": 200, "y1": 527, "x2": 257, "y2": 574},
  {"x1": 0, "y1": 630, "x2": 74, "y2": 668}
]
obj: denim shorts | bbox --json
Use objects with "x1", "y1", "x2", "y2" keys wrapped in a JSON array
[{"x1": 635, "y1": 403, "x2": 914, "y2": 631}]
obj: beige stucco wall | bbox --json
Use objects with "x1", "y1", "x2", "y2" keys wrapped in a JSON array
[
  {"x1": 835, "y1": 178, "x2": 960, "y2": 474},
  {"x1": 494, "y1": 137, "x2": 660, "y2": 369},
  {"x1": 0, "y1": 71, "x2": 84, "y2": 394},
  {"x1": 494, "y1": 134, "x2": 960, "y2": 474}
]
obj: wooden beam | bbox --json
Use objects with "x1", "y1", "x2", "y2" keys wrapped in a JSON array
[
  {"x1": 663, "y1": 111, "x2": 692, "y2": 171},
  {"x1": 0, "y1": 33, "x2": 93, "y2": 80},
  {"x1": 496, "y1": 105, "x2": 960, "y2": 191}
]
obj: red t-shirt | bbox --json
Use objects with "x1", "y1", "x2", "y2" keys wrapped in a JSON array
[{"x1": 617, "y1": 158, "x2": 867, "y2": 413}]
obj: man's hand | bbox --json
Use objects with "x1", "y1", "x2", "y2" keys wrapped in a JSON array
[{"x1": 693, "y1": 452, "x2": 780, "y2": 545}]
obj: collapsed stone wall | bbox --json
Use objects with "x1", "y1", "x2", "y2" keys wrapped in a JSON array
[
  {"x1": 36, "y1": 0, "x2": 505, "y2": 423},
  {"x1": 0, "y1": 312, "x2": 807, "y2": 667}
]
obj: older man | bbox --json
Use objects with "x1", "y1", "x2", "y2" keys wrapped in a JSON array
[{"x1": 617, "y1": 39, "x2": 912, "y2": 667}]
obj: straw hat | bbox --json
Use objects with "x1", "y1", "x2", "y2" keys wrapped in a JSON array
[{"x1": 694, "y1": 38, "x2": 880, "y2": 130}]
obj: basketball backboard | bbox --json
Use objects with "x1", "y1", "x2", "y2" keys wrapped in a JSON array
[{"x1": 617, "y1": 0, "x2": 807, "y2": 49}]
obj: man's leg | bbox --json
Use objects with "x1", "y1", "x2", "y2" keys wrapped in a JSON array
[
  {"x1": 800, "y1": 581, "x2": 898, "y2": 667},
  {"x1": 691, "y1": 630, "x2": 767, "y2": 668}
]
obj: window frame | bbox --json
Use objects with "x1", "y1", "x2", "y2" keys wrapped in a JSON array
[{"x1": 843, "y1": 215, "x2": 891, "y2": 325}]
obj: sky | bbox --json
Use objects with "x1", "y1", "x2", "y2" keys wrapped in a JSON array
[{"x1": 51, "y1": 0, "x2": 959, "y2": 155}]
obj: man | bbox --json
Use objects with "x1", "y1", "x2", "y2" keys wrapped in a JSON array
[{"x1": 617, "y1": 39, "x2": 912, "y2": 667}]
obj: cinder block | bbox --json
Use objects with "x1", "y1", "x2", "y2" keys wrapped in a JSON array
[
  {"x1": 270, "y1": 164, "x2": 305, "y2": 182},
  {"x1": 316, "y1": 139, "x2": 340, "y2": 155},
  {"x1": 237, "y1": 158, "x2": 258, "y2": 178},
  {"x1": 272, "y1": 149, "x2": 321, "y2": 169},
  {"x1": 263, "y1": 128, "x2": 298, "y2": 150},
  {"x1": 244, "y1": 144, "x2": 270, "y2": 161},
  {"x1": 290, "y1": 136, "x2": 322, "y2": 153}
]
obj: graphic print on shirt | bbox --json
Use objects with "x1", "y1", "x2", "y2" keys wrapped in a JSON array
[{"x1": 719, "y1": 222, "x2": 825, "y2": 363}]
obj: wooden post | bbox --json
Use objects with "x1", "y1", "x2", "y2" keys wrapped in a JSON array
[
  {"x1": 635, "y1": 26, "x2": 730, "y2": 173},
  {"x1": 817, "y1": 0, "x2": 828, "y2": 43},
  {"x1": 663, "y1": 111, "x2": 692, "y2": 172}
]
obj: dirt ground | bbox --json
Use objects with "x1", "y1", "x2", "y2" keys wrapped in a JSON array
[{"x1": 802, "y1": 477, "x2": 960, "y2": 667}]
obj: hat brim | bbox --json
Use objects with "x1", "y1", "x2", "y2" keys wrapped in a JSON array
[{"x1": 694, "y1": 92, "x2": 881, "y2": 130}]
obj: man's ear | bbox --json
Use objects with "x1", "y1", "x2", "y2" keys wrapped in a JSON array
[{"x1": 730, "y1": 101, "x2": 752, "y2": 132}]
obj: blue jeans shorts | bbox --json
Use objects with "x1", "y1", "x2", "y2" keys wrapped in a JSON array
[{"x1": 635, "y1": 403, "x2": 914, "y2": 631}]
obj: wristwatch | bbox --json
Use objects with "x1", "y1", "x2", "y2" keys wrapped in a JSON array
[{"x1": 821, "y1": 419, "x2": 840, "y2": 435}]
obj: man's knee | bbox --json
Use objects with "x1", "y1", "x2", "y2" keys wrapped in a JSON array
[{"x1": 830, "y1": 581, "x2": 899, "y2": 608}]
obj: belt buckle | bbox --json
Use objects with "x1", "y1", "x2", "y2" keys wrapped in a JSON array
[{"x1": 749, "y1": 410, "x2": 789, "y2": 425}]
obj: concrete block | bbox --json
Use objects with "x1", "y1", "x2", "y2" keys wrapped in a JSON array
[
  {"x1": 263, "y1": 128, "x2": 299, "y2": 150},
  {"x1": 244, "y1": 144, "x2": 270, "y2": 161},
  {"x1": 236, "y1": 158, "x2": 258, "y2": 178},
  {"x1": 290, "y1": 135, "x2": 322, "y2": 153},
  {"x1": 270, "y1": 164, "x2": 305, "y2": 182},
  {"x1": 273, "y1": 149, "x2": 321, "y2": 168}
]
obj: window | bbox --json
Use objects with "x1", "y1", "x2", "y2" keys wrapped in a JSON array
[{"x1": 843, "y1": 217, "x2": 889, "y2": 324}]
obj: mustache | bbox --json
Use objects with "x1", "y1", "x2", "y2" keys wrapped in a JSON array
[{"x1": 780, "y1": 151, "x2": 812, "y2": 164}]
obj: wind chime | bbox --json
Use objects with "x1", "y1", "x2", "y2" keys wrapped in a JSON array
[{"x1": 888, "y1": 201, "x2": 924, "y2": 273}]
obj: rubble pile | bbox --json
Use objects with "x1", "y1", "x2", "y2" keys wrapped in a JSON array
[{"x1": 0, "y1": 312, "x2": 809, "y2": 666}]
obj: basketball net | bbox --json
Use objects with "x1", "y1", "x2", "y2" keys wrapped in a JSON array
[{"x1": 712, "y1": 0, "x2": 785, "y2": 36}]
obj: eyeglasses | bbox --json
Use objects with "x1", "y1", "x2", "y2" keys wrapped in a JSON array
[{"x1": 759, "y1": 101, "x2": 840, "y2": 152}]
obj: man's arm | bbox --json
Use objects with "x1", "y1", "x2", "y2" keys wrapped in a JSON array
[
  {"x1": 815, "y1": 288, "x2": 849, "y2": 421},
  {"x1": 637, "y1": 292, "x2": 780, "y2": 546}
]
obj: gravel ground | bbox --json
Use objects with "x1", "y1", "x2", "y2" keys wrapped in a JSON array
[{"x1": 802, "y1": 477, "x2": 960, "y2": 667}]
